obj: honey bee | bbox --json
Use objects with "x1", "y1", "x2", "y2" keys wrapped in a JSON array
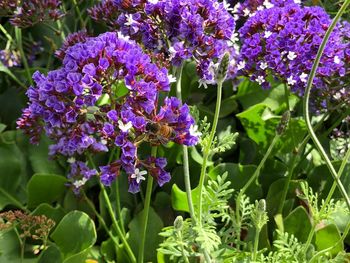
[{"x1": 145, "y1": 122, "x2": 176, "y2": 145}]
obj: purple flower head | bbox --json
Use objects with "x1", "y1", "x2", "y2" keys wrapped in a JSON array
[
  {"x1": 88, "y1": 0, "x2": 239, "y2": 83},
  {"x1": 238, "y1": 4, "x2": 346, "y2": 98},
  {"x1": 55, "y1": 30, "x2": 90, "y2": 60}
]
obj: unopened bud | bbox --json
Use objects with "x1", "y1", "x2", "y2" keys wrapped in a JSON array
[
  {"x1": 276, "y1": 111, "x2": 290, "y2": 135},
  {"x1": 216, "y1": 52, "x2": 230, "y2": 82},
  {"x1": 257, "y1": 199, "x2": 266, "y2": 212},
  {"x1": 174, "y1": 216, "x2": 183, "y2": 231}
]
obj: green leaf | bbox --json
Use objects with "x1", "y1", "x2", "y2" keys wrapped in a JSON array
[
  {"x1": 0, "y1": 230, "x2": 21, "y2": 263},
  {"x1": 284, "y1": 206, "x2": 312, "y2": 243},
  {"x1": 28, "y1": 136, "x2": 63, "y2": 174},
  {"x1": 0, "y1": 61, "x2": 26, "y2": 89},
  {"x1": 315, "y1": 224, "x2": 343, "y2": 256},
  {"x1": 38, "y1": 245, "x2": 62, "y2": 263},
  {"x1": 0, "y1": 143, "x2": 26, "y2": 209},
  {"x1": 171, "y1": 184, "x2": 200, "y2": 212},
  {"x1": 127, "y1": 207, "x2": 163, "y2": 262},
  {"x1": 27, "y1": 174, "x2": 67, "y2": 208},
  {"x1": 51, "y1": 211, "x2": 97, "y2": 259},
  {"x1": 0, "y1": 123, "x2": 6, "y2": 133}
]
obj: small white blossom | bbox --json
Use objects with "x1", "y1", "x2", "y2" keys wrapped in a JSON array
[
  {"x1": 287, "y1": 75, "x2": 296, "y2": 86},
  {"x1": 264, "y1": 31, "x2": 273, "y2": 39},
  {"x1": 101, "y1": 139, "x2": 107, "y2": 145},
  {"x1": 260, "y1": 62, "x2": 268, "y2": 70},
  {"x1": 125, "y1": 14, "x2": 138, "y2": 26},
  {"x1": 168, "y1": 74, "x2": 176, "y2": 83},
  {"x1": 118, "y1": 120, "x2": 133, "y2": 133},
  {"x1": 263, "y1": 0, "x2": 274, "y2": 9},
  {"x1": 287, "y1": 51, "x2": 297, "y2": 61},
  {"x1": 189, "y1": 125, "x2": 202, "y2": 138},
  {"x1": 67, "y1": 157, "x2": 76, "y2": 163},
  {"x1": 256, "y1": 76, "x2": 265, "y2": 85},
  {"x1": 257, "y1": 6, "x2": 264, "y2": 11},
  {"x1": 222, "y1": 0, "x2": 233, "y2": 12},
  {"x1": 334, "y1": 55, "x2": 341, "y2": 64},
  {"x1": 73, "y1": 177, "x2": 88, "y2": 188},
  {"x1": 237, "y1": 60, "x2": 246, "y2": 70},
  {"x1": 148, "y1": 0, "x2": 159, "y2": 3},
  {"x1": 334, "y1": 92, "x2": 342, "y2": 100},
  {"x1": 117, "y1": 32, "x2": 130, "y2": 41},
  {"x1": 243, "y1": 8, "x2": 250, "y2": 17},
  {"x1": 299, "y1": 72, "x2": 308, "y2": 83},
  {"x1": 131, "y1": 169, "x2": 147, "y2": 184},
  {"x1": 294, "y1": 0, "x2": 301, "y2": 4}
]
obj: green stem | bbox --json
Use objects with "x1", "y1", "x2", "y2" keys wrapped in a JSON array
[
  {"x1": 303, "y1": 225, "x2": 316, "y2": 255},
  {"x1": 15, "y1": 28, "x2": 33, "y2": 86},
  {"x1": 82, "y1": 191, "x2": 120, "y2": 248},
  {"x1": 175, "y1": 64, "x2": 196, "y2": 222},
  {"x1": 302, "y1": 0, "x2": 350, "y2": 211},
  {"x1": 72, "y1": 0, "x2": 85, "y2": 28},
  {"x1": 0, "y1": 189, "x2": 29, "y2": 212},
  {"x1": 56, "y1": 20, "x2": 66, "y2": 41},
  {"x1": 198, "y1": 80, "x2": 223, "y2": 223},
  {"x1": 138, "y1": 146, "x2": 157, "y2": 263},
  {"x1": 252, "y1": 227, "x2": 260, "y2": 261},
  {"x1": 236, "y1": 135, "x2": 279, "y2": 227},
  {"x1": 87, "y1": 154, "x2": 136, "y2": 263},
  {"x1": 0, "y1": 24, "x2": 14, "y2": 43}
]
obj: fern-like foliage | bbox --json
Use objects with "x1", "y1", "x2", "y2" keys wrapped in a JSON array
[{"x1": 211, "y1": 132, "x2": 239, "y2": 154}]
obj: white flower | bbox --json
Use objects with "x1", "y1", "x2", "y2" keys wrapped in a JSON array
[
  {"x1": 131, "y1": 168, "x2": 147, "y2": 184},
  {"x1": 243, "y1": 8, "x2": 250, "y2": 17},
  {"x1": 198, "y1": 79, "x2": 210, "y2": 89},
  {"x1": 287, "y1": 75, "x2": 296, "y2": 86},
  {"x1": 229, "y1": 32, "x2": 239, "y2": 46},
  {"x1": 117, "y1": 31, "x2": 130, "y2": 41},
  {"x1": 237, "y1": 61, "x2": 246, "y2": 70},
  {"x1": 257, "y1": 6, "x2": 264, "y2": 11},
  {"x1": 287, "y1": 51, "x2": 297, "y2": 61},
  {"x1": 189, "y1": 125, "x2": 202, "y2": 138},
  {"x1": 125, "y1": 14, "x2": 137, "y2": 26},
  {"x1": 294, "y1": 0, "x2": 301, "y2": 4},
  {"x1": 299, "y1": 72, "x2": 308, "y2": 83},
  {"x1": 168, "y1": 74, "x2": 176, "y2": 83},
  {"x1": 333, "y1": 92, "x2": 342, "y2": 100},
  {"x1": 256, "y1": 76, "x2": 265, "y2": 85},
  {"x1": 260, "y1": 62, "x2": 268, "y2": 70},
  {"x1": 233, "y1": 3, "x2": 241, "y2": 13},
  {"x1": 222, "y1": 0, "x2": 233, "y2": 12},
  {"x1": 263, "y1": 0, "x2": 274, "y2": 9},
  {"x1": 118, "y1": 120, "x2": 133, "y2": 133},
  {"x1": 148, "y1": 0, "x2": 159, "y2": 3},
  {"x1": 67, "y1": 157, "x2": 76, "y2": 163},
  {"x1": 264, "y1": 31, "x2": 273, "y2": 39},
  {"x1": 334, "y1": 55, "x2": 341, "y2": 64},
  {"x1": 168, "y1": 46, "x2": 176, "y2": 60},
  {"x1": 73, "y1": 177, "x2": 88, "y2": 188}
]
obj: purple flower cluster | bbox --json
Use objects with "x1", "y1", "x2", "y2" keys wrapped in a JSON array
[
  {"x1": 231, "y1": 0, "x2": 299, "y2": 21},
  {"x1": 18, "y1": 32, "x2": 199, "y2": 193},
  {"x1": 238, "y1": 4, "x2": 345, "y2": 96},
  {"x1": 89, "y1": 0, "x2": 238, "y2": 86},
  {"x1": 0, "y1": 49, "x2": 21, "y2": 68},
  {"x1": 55, "y1": 30, "x2": 90, "y2": 60},
  {"x1": 0, "y1": 0, "x2": 18, "y2": 16},
  {"x1": 9, "y1": 0, "x2": 64, "y2": 28}
]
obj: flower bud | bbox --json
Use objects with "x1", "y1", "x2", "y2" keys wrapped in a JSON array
[
  {"x1": 174, "y1": 216, "x2": 183, "y2": 231},
  {"x1": 216, "y1": 52, "x2": 230, "y2": 82},
  {"x1": 276, "y1": 111, "x2": 290, "y2": 135}
]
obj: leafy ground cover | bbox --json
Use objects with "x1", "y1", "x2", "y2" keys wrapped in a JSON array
[{"x1": 0, "y1": 0, "x2": 350, "y2": 262}]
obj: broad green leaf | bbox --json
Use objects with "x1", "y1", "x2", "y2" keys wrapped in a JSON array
[
  {"x1": 27, "y1": 174, "x2": 67, "y2": 208},
  {"x1": 38, "y1": 245, "x2": 62, "y2": 263},
  {"x1": 51, "y1": 211, "x2": 97, "y2": 259},
  {"x1": 0, "y1": 230, "x2": 21, "y2": 263},
  {"x1": 0, "y1": 143, "x2": 26, "y2": 209},
  {"x1": 101, "y1": 238, "x2": 116, "y2": 262},
  {"x1": 0, "y1": 123, "x2": 6, "y2": 133},
  {"x1": 171, "y1": 184, "x2": 199, "y2": 212},
  {"x1": 28, "y1": 136, "x2": 63, "y2": 174},
  {"x1": 284, "y1": 206, "x2": 312, "y2": 243},
  {"x1": 315, "y1": 224, "x2": 343, "y2": 256},
  {"x1": 266, "y1": 178, "x2": 287, "y2": 217},
  {"x1": 127, "y1": 207, "x2": 163, "y2": 262}
]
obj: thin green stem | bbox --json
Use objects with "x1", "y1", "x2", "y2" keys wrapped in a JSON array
[
  {"x1": 302, "y1": 0, "x2": 350, "y2": 211},
  {"x1": 0, "y1": 189, "x2": 29, "y2": 212},
  {"x1": 252, "y1": 228, "x2": 260, "y2": 261},
  {"x1": 15, "y1": 28, "x2": 33, "y2": 86},
  {"x1": 87, "y1": 154, "x2": 136, "y2": 263},
  {"x1": 0, "y1": 24, "x2": 14, "y2": 43},
  {"x1": 303, "y1": 225, "x2": 316, "y2": 255},
  {"x1": 175, "y1": 64, "x2": 196, "y2": 222},
  {"x1": 236, "y1": 135, "x2": 279, "y2": 227},
  {"x1": 138, "y1": 146, "x2": 157, "y2": 263},
  {"x1": 198, "y1": 80, "x2": 223, "y2": 223},
  {"x1": 56, "y1": 20, "x2": 66, "y2": 41},
  {"x1": 72, "y1": 0, "x2": 85, "y2": 28}
]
